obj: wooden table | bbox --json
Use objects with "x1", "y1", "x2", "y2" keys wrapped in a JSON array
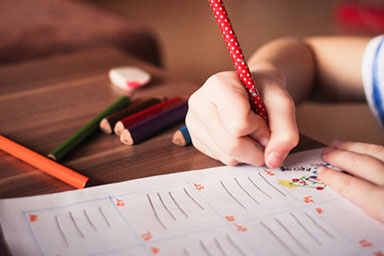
[
  {"x1": 0, "y1": 48, "x2": 323, "y2": 254},
  {"x1": 0, "y1": 48, "x2": 324, "y2": 198},
  {"x1": 0, "y1": 50, "x2": 325, "y2": 187}
]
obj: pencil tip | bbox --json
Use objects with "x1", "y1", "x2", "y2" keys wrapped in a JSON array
[
  {"x1": 47, "y1": 154, "x2": 57, "y2": 161},
  {"x1": 114, "y1": 121, "x2": 124, "y2": 136},
  {"x1": 100, "y1": 118, "x2": 112, "y2": 134},
  {"x1": 172, "y1": 130, "x2": 186, "y2": 146},
  {"x1": 120, "y1": 130, "x2": 134, "y2": 145}
]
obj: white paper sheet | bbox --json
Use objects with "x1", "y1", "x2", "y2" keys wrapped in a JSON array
[{"x1": 0, "y1": 148, "x2": 383, "y2": 256}]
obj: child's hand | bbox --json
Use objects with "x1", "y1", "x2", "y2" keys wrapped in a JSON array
[
  {"x1": 186, "y1": 71, "x2": 299, "y2": 168},
  {"x1": 318, "y1": 141, "x2": 384, "y2": 223}
]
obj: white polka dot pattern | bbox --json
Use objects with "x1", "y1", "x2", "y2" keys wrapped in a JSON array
[{"x1": 209, "y1": 0, "x2": 267, "y2": 121}]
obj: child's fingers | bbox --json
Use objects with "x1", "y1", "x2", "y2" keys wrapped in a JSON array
[
  {"x1": 185, "y1": 114, "x2": 216, "y2": 160},
  {"x1": 317, "y1": 166, "x2": 384, "y2": 223},
  {"x1": 191, "y1": 133, "x2": 239, "y2": 166},
  {"x1": 330, "y1": 140, "x2": 384, "y2": 162},
  {"x1": 322, "y1": 147, "x2": 384, "y2": 186},
  {"x1": 263, "y1": 87, "x2": 299, "y2": 168},
  {"x1": 188, "y1": 74, "x2": 266, "y2": 166},
  {"x1": 198, "y1": 105, "x2": 265, "y2": 166},
  {"x1": 186, "y1": 112, "x2": 239, "y2": 166},
  {"x1": 208, "y1": 72, "x2": 270, "y2": 141},
  {"x1": 187, "y1": 104, "x2": 265, "y2": 166}
]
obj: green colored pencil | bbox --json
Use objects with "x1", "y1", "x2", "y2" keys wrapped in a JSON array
[{"x1": 48, "y1": 96, "x2": 130, "y2": 161}]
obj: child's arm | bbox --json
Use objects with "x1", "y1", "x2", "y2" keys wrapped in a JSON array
[{"x1": 248, "y1": 36, "x2": 370, "y2": 103}]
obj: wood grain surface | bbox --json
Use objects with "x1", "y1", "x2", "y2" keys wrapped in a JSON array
[
  {"x1": 0, "y1": 47, "x2": 324, "y2": 255},
  {"x1": 0, "y1": 48, "x2": 323, "y2": 198}
]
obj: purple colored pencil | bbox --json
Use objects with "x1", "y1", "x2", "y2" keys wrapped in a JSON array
[{"x1": 120, "y1": 101, "x2": 188, "y2": 145}]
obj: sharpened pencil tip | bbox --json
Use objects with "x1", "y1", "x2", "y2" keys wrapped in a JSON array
[
  {"x1": 114, "y1": 121, "x2": 124, "y2": 136},
  {"x1": 100, "y1": 118, "x2": 112, "y2": 134},
  {"x1": 120, "y1": 130, "x2": 134, "y2": 145},
  {"x1": 172, "y1": 130, "x2": 186, "y2": 146},
  {"x1": 47, "y1": 154, "x2": 57, "y2": 161}
]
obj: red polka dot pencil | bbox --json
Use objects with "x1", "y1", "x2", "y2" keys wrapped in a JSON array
[{"x1": 208, "y1": 0, "x2": 267, "y2": 121}]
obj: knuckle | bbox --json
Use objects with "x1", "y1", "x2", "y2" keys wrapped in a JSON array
[
  {"x1": 279, "y1": 93, "x2": 295, "y2": 110},
  {"x1": 223, "y1": 138, "x2": 242, "y2": 156},
  {"x1": 334, "y1": 175, "x2": 353, "y2": 195},
  {"x1": 206, "y1": 73, "x2": 225, "y2": 86},
  {"x1": 276, "y1": 131, "x2": 299, "y2": 149},
  {"x1": 366, "y1": 143, "x2": 384, "y2": 157},
  {"x1": 212, "y1": 71, "x2": 237, "y2": 81},
  {"x1": 354, "y1": 153, "x2": 370, "y2": 163},
  {"x1": 352, "y1": 153, "x2": 381, "y2": 170},
  {"x1": 266, "y1": 88, "x2": 294, "y2": 108},
  {"x1": 228, "y1": 118, "x2": 252, "y2": 136},
  {"x1": 206, "y1": 72, "x2": 239, "y2": 89}
]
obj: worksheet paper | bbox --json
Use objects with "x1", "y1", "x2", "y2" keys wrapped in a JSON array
[{"x1": 0, "y1": 149, "x2": 383, "y2": 256}]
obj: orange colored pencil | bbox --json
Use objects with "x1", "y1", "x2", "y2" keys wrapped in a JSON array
[{"x1": 0, "y1": 135, "x2": 89, "y2": 189}]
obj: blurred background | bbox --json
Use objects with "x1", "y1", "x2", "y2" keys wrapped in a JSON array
[
  {"x1": 1, "y1": 0, "x2": 384, "y2": 145},
  {"x1": 91, "y1": 0, "x2": 384, "y2": 145}
]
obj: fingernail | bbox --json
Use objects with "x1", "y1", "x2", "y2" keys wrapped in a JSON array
[
  {"x1": 258, "y1": 137, "x2": 269, "y2": 147},
  {"x1": 267, "y1": 151, "x2": 283, "y2": 168},
  {"x1": 317, "y1": 166, "x2": 327, "y2": 175}
]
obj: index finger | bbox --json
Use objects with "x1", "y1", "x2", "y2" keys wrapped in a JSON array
[
  {"x1": 322, "y1": 147, "x2": 384, "y2": 186},
  {"x1": 330, "y1": 141, "x2": 384, "y2": 162},
  {"x1": 263, "y1": 86, "x2": 299, "y2": 168}
]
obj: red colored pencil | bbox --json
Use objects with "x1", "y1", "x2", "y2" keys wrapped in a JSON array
[
  {"x1": 208, "y1": 0, "x2": 267, "y2": 121},
  {"x1": 114, "y1": 97, "x2": 184, "y2": 135},
  {"x1": 100, "y1": 98, "x2": 162, "y2": 134},
  {"x1": 120, "y1": 101, "x2": 188, "y2": 145}
]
